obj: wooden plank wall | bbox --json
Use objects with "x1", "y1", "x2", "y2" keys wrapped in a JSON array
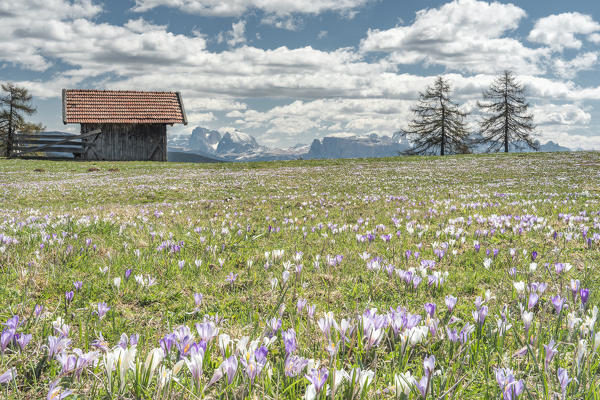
[{"x1": 80, "y1": 124, "x2": 167, "y2": 161}]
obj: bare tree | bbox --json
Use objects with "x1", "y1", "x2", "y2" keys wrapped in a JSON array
[
  {"x1": 0, "y1": 83, "x2": 37, "y2": 157},
  {"x1": 477, "y1": 70, "x2": 537, "y2": 153},
  {"x1": 405, "y1": 76, "x2": 470, "y2": 156}
]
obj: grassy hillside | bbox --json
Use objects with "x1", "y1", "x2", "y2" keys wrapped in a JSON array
[{"x1": 0, "y1": 152, "x2": 599, "y2": 399}]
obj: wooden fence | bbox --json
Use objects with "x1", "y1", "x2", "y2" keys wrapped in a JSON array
[{"x1": 11, "y1": 129, "x2": 102, "y2": 159}]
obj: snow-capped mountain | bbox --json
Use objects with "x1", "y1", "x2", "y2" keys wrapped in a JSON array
[
  {"x1": 216, "y1": 131, "x2": 260, "y2": 155},
  {"x1": 306, "y1": 133, "x2": 410, "y2": 159},
  {"x1": 189, "y1": 127, "x2": 222, "y2": 154},
  {"x1": 168, "y1": 126, "x2": 573, "y2": 162}
]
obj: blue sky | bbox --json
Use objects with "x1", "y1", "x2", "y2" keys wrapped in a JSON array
[{"x1": 1, "y1": 0, "x2": 600, "y2": 149}]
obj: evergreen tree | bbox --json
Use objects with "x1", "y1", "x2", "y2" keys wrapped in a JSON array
[
  {"x1": 405, "y1": 76, "x2": 470, "y2": 156},
  {"x1": 477, "y1": 71, "x2": 537, "y2": 153},
  {"x1": 0, "y1": 83, "x2": 37, "y2": 157}
]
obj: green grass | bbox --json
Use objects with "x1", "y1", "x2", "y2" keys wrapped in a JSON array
[{"x1": 0, "y1": 152, "x2": 599, "y2": 399}]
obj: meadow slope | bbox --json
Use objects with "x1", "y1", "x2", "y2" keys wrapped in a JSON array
[{"x1": 0, "y1": 152, "x2": 599, "y2": 399}]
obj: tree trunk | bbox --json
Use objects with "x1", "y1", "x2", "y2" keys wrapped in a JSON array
[
  {"x1": 441, "y1": 105, "x2": 445, "y2": 156},
  {"x1": 6, "y1": 97, "x2": 13, "y2": 158},
  {"x1": 504, "y1": 90, "x2": 509, "y2": 153}
]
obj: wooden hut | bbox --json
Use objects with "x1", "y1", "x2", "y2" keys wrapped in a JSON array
[{"x1": 62, "y1": 89, "x2": 187, "y2": 161}]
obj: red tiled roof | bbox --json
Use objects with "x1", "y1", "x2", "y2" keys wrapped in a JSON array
[{"x1": 63, "y1": 89, "x2": 187, "y2": 125}]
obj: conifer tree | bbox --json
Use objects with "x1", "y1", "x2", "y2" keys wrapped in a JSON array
[
  {"x1": 0, "y1": 83, "x2": 37, "y2": 157},
  {"x1": 405, "y1": 76, "x2": 470, "y2": 156},
  {"x1": 477, "y1": 71, "x2": 537, "y2": 153}
]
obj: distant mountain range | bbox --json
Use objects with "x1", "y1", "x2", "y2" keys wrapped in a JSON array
[{"x1": 167, "y1": 126, "x2": 571, "y2": 162}]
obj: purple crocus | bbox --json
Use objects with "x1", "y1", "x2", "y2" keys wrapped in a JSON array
[
  {"x1": 531, "y1": 251, "x2": 537, "y2": 261},
  {"x1": 410, "y1": 375, "x2": 425, "y2": 397},
  {"x1": 297, "y1": 298, "x2": 307, "y2": 313},
  {"x1": 282, "y1": 329, "x2": 297, "y2": 355},
  {"x1": 557, "y1": 368, "x2": 572, "y2": 396},
  {"x1": 65, "y1": 291, "x2": 74, "y2": 304},
  {"x1": 1, "y1": 329, "x2": 15, "y2": 354},
  {"x1": 424, "y1": 303, "x2": 436, "y2": 317},
  {"x1": 528, "y1": 293, "x2": 539, "y2": 310},
  {"x1": 16, "y1": 333, "x2": 32, "y2": 351},
  {"x1": 47, "y1": 380, "x2": 73, "y2": 400},
  {"x1": 445, "y1": 295, "x2": 457, "y2": 312},
  {"x1": 551, "y1": 295, "x2": 566, "y2": 314},
  {"x1": 473, "y1": 306, "x2": 488, "y2": 327},
  {"x1": 225, "y1": 272, "x2": 238, "y2": 284},
  {"x1": 580, "y1": 288, "x2": 590, "y2": 307},
  {"x1": 3, "y1": 316, "x2": 20, "y2": 330},
  {"x1": 73, "y1": 281, "x2": 83, "y2": 291},
  {"x1": 570, "y1": 279, "x2": 580, "y2": 302},
  {"x1": 193, "y1": 293, "x2": 203, "y2": 309},
  {"x1": 0, "y1": 368, "x2": 16, "y2": 384},
  {"x1": 495, "y1": 368, "x2": 524, "y2": 400},
  {"x1": 544, "y1": 340, "x2": 557, "y2": 370},
  {"x1": 423, "y1": 355, "x2": 435, "y2": 377},
  {"x1": 95, "y1": 302, "x2": 110, "y2": 319},
  {"x1": 34, "y1": 305, "x2": 44, "y2": 318},
  {"x1": 305, "y1": 367, "x2": 328, "y2": 394},
  {"x1": 124, "y1": 268, "x2": 132, "y2": 281},
  {"x1": 285, "y1": 355, "x2": 309, "y2": 377},
  {"x1": 223, "y1": 355, "x2": 238, "y2": 384}
]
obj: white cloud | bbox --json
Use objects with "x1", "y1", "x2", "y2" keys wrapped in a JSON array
[
  {"x1": 532, "y1": 103, "x2": 592, "y2": 126},
  {"x1": 528, "y1": 12, "x2": 600, "y2": 50},
  {"x1": 360, "y1": 0, "x2": 548, "y2": 75},
  {"x1": 132, "y1": 0, "x2": 371, "y2": 17},
  {"x1": 3, "y1": 0, "x2": 600, "y2": 149},
  {"x1": 261, "y1": 15, "x2": 302, "y2": 31},
  {"x1": 218, "y1": 20, "x2": 247, "y2": 47},
  {"x1": 554, "y1": 52, "x2": 599, "y2": 79}
]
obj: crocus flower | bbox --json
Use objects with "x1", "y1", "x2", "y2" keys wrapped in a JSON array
[
  {"x1": 495, "y1": 368, "x2": 524, "y2": 400},
  {"x1": 46, "y1": 336, "x2": 72, "y2": 359},
  {"x1": 284, "y1": 355, "x2": 309, "y2": 377},
  {"x1": 570, "y1": 279, "x2": 580, "y2": 302},
  {"x1": 423, "y1": 355, "x2": 435, "y2": 377},
  {"x1": 0, "y1": 329, "x2": 14, "y2": 354},
  {"x1": 73, "y1": 281, "x2": 83, "y2": 291},
  {"x1": 445, "y1": 295, "x2": 457, "y2": 312},
  {"x1": 0, "y1": 368, "x2": 16, "y2": 384},
  {"x1": 225, "y1": 272, "x2": 238, "y2": 284},
  {"x1": 528, "y1": 293, "x2": 539, "y2": 310},
  {"x1": 95, "y1": 302, "x2": 110, "y2": 319},
  {"x1": 424, "y1": 303, "x2": 436, "y2": 317},
  {"x1": 415, "y1": 375, "x2": 429, "y2": 398},
  {"x1": 305, "y1": 367, "x2": 328, "y2": 394},
  {"x1": 557, "y1": 368, "x2": 572, "y2": 397},
  {"x1": 282, "y1": 329, "x2": 297, "y2": 355},
  {"x1": 544, "y1": 340, "x2": 557, "y2": 370},
  {"x1": 65, "y1": 291, "x2": 74, "y2": 304},
  {"x1": 551, "y1": 295, "x2": 566, "y2": 314},
  {"x1": 124, "y1": 268, "x2": 132, "y2": 280},
  {"x1": 196, "y1": 321, "x2": 219, "y2": 343},
  {"x1": 184, "y1": 347, "x2": 205, "y2": 387},
  {"x1": 17, "y1": 333, "x2": 32, "y2": 351},
  {"x1": 34, "y1": 305, "x2": 44, "y2": 318},
  {"x1": 297, "y1": 298, "x2": 307, "y2": 313},
  {"x1": 193, "y1": 293, "x2": 203, "y2": 309},
  {"x1": 580, "y1": 288, "x2": 590, "y2": 307}
]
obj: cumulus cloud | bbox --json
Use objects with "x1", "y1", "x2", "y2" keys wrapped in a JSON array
[
  {"x1": 218, "y1": 20, "x2": 247, "y2": 47},
  {"x1": 360, "y1": 0, "x2": 548, "y2": 75},
  {"x1": 2, "y1": 0, "x2": 600, "y2": 149},
  {"x1": 532, "y1": 103, "x2": 592, "y2": 126},
  {"x1": 528, "y1": 12, "x2": 600, "y2": 50},
  {"x1": 132, "y1": 0, "x2": 371, "y2": 17},
  {"x1": 554, "y1": 52, "x2": 599, "y2": 79}
]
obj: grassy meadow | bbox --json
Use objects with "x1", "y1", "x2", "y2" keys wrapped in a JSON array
[{"x1": 0, "y1": 152, "x2": 599, "y2": 399}]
